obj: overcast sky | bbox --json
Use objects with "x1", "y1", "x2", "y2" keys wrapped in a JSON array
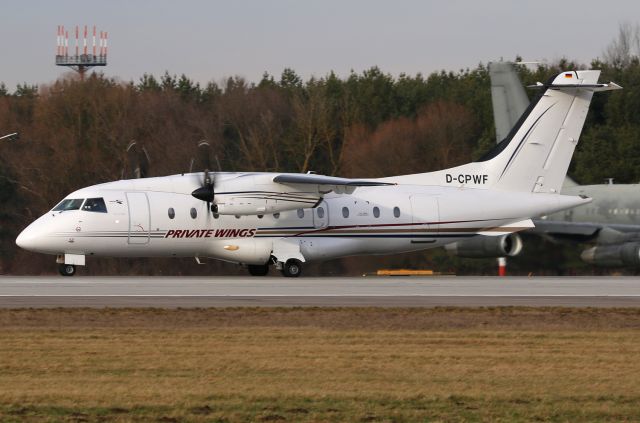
[{"x1": 1, "y1": 0, "x2": 639, "y2": 90}]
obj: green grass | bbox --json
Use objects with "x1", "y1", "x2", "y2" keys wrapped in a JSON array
[{"x1": 0, "y1": 308, "x2": 639, "y2": 422}]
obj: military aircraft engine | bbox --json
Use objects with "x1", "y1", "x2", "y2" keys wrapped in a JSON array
[
  {"x1": 444, "y1": 233, "x2": 523, "y2": 258},
  {"x1": 580, "y1": 242, "x2": 640, "y2": 267}
]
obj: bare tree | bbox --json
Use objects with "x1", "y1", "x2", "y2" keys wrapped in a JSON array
[
  {"x1": 340, "y1": 101, "x2": 476, "y2": 178},
  {"x1": 603, "y1": 22, "x2": 640, "y2": 67}
]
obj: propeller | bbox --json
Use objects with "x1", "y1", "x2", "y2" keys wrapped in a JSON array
[
  {"x1": 124, "y1": 140, "x2": 150, "y2": 179},
  {"x1": 190, "y1": 140, "x2": 218, "y2": 213}
]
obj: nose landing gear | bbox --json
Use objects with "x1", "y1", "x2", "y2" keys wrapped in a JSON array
[{"x1": 58, "y1": 264, "x2": 76, "y2": 277}]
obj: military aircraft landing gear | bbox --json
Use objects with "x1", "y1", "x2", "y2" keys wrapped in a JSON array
[
  {"x1": 248, "y1": 264, "x2": 270, "y2": 276},
  {"x1": 58, "y1": 263, "x2": 76, "y2": 277},
  {"x1": 281, "y1": 259, "x2": 302, "y2": 278}
]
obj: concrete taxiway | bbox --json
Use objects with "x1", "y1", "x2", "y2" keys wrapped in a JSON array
[{"x1": 0, "y1": 276, "x2": 639, "y2": 307}]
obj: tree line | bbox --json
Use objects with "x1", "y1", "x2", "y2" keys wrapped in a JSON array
[{"x1": 3, "y1": 40, "x2": 640, "y2": 275}]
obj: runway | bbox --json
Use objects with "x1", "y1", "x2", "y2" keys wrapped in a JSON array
[{"x1": 1, "y1": 276, "x2": 639, "y2": 307}]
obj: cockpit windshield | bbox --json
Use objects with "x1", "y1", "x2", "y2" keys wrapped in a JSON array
[
  {"x1": 52, "y1": 198, "x2": 84, "y2": 212},
  {"x1": 82, "y1": 198, "x2": 108, "y2": 213}
]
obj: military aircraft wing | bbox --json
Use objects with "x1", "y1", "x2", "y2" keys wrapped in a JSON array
[
  {"x1": 532, "y1": 219, "x2": 640, "y2": 235},
  {"x1": 530, "y1": 219, "x2": 601, "y2": 241}
]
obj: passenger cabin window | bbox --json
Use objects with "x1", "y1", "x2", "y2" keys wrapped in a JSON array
[
  {"x1": 373, "y1": 207, "x2": 380, "y2": 218},
  {"x1": 393, "y1": 207, "x2": 400, "y2": 218},
  {"x1": 53, "y1": 198, "x2": 84, "y2": 212},
  {"x1": 342, "y1": 207, "x2": 349, "y2": 218},
  {"x1": 273, "y1": 213, "x2": 280, "y2": 219},
  {"x1": 190, "y1": 208, "x2": 197, "y2": 219},
  {"x1": 168, "y1": 208, "x2": 175, "y2": 219},
  {"x1": 297, "y1": 209, "x2": 305, "y2": 218},
  {"x1": 317, "y1": 207, "x2": 325, "y2": 218}
]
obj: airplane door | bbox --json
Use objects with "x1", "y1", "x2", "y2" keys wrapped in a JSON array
[
  {"x1": 126, "y1": 192, "x2": 150, "y2": 244},
  {"x1": 313, "y1": 201, "x2": 329, "y2": 229},
  {"x1": 409, "y1": 195, "x2": 439, "y2": 244}
]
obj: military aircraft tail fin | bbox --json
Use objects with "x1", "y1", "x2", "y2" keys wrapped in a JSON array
[{"x1": 489, "y1": 61, "x2": 530, "y2": 143}]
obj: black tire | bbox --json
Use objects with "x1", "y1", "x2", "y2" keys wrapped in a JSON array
[
  {"x1": 281, "y1": 259, "x2": 302, "y2": 278},
  {"x1": 58, "y1": 264, "x2": 76, "y2": 277},
  {"x1": 248, "y1": 264, "x2": 269, "y2": 276}
]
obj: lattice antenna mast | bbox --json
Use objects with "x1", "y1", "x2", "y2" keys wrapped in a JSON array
[{"x1": 55, "y1": 25, "x2": 107, "y2": 80}]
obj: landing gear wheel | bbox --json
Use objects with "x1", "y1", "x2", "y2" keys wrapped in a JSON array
[
  {"x1": 281, "y1": 259, "x2": 302, "y2": 278},
  {"x1": 58, "y1": 264, "x2": 76, "y2": 277},
  {"x1": 248, "y1": 264, "x2": 269, "y2": 276}
]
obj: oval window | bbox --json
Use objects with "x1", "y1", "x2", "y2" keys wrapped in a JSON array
[
  {"x1": 297, "y1": 209, "x2": 305, "y2": 218},
  {"x1": 373, "y1": 207, "x2": 380, "y2": 218},
  {"x1": 235, "y1": 215, "x2": 241, "y2": 219},
  {"x1": 168, "y1": 208, "x2": 175, "y2": 219},
  {"x1": 317, "y1": 207, "x2": 325, "y2": 218},
  {"x1": 273, "y1": 213, "x2": 280, "y2": 219},
  {"x1": 213, "y1": 213, "x2": 219, "y2": 219},
  {"x1": 257, "y1": 214, "x2": 264, "y2": 219},
  {"x1": 190, "y1": 208, "x2": 197, "y2": 219},
  {"x1": 393, "y1": 207, "x2": 400, "y2": 218},
  {"x1": 342, "y1": 207, "x2": 349, "y2": 218}
]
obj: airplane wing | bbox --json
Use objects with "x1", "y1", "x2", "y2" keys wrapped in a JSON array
[
  {"x1": 273, "y1": 174, "x2": 395, "y2": 187},
  {"x1": 530, "y1": 219, "x2": 602, "y2": 242}
]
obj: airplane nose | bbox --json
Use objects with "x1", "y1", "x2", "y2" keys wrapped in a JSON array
[{"x1": 16, "y1": 225, "x2": 40, "y2": 252}]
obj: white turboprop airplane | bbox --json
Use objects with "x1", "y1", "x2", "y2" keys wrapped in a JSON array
[{"x1": 16, "y1": 70, "x2": 620, "y2": 277}]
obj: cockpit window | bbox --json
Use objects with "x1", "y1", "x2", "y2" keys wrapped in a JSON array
[
  {"x1": 82, "y1": 198, "x2": 108, "y2": 213},
  {"x1": 52, "y1": 198, "x2": 84, "y2": 212}
]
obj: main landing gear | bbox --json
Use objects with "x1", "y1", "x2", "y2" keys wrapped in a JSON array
[
  {"x1": 246, "y1": 259, "x2": 303, "y2": 277},
  {"x1": 58, "y1": 263, "x2": 76, "y2": 277},
  {"x1": 281, "y1": 259, "x2": 302, "y2": 278}
]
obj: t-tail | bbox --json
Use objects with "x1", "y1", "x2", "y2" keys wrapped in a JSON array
[{"x1": 396, "y1": 70, "x2": 621, "y2": 193}]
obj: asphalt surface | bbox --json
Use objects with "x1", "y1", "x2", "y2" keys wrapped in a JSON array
[{"x1": 0, "y1": 276, "x2": 639, "y2": 308}]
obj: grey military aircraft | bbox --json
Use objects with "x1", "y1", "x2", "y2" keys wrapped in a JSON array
[{"x1": 447, "y1": 61, "x2": 640, "y2": 267}]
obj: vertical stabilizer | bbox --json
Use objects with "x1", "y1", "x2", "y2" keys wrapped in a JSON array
[
  {"x1": 487, "y1": 70, "x2": 620, "y2": 193},
  {"x1": 401, "y1": 70, "x2": 621, "y2": 193}
]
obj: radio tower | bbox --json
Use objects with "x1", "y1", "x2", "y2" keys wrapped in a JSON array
[{"x1": 55, "y1": 25, "x2": 107, "y2": 80}]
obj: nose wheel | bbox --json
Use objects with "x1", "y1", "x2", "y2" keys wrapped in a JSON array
[{"x1": 58, "y1": 264, "x2": 76, "y2": 277}]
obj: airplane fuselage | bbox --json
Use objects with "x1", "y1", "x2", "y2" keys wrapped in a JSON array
[
  {"x1": 17, "y1": 172, "x2": 581, "y2": 267},
  {"x1": 549, "y1": 183, "x2": 640, "y2": 226},
  {"x1": 16, "y1": 69, "x2": 616, "y2": 275}
]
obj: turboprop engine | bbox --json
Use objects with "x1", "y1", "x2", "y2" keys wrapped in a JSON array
[
  {"x1": 191, "y1": 172, "x2": 361, "y2": 216},
  {"x1": 444, "y1": 233, "x2": 523, "y2": 258},
  {"x1": 580, "y1": 242, "x2": 640, "y2": 267},
  {"x1": 212, "y1": 189, "x2": 322, "y2": 215}
]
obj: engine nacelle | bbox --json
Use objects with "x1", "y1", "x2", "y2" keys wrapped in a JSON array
[
  {"x1": 213, "y1": 195, "x2": 320, "y2": 216},
  {"x1": 444, "y1": 234, "x2": 523, "y2": 258},
  {"x1": 212, "y1": 174, "x2": 322, "y2": 215},
  {"x1": 580, "y1": 242, "x2": 640, "y2": 267}
]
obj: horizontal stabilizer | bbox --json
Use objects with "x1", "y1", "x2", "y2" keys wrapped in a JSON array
[
  {"x1": 528, "y1": 82, "x2": 623, "y2": 91},
  {"x1": 477, "y1": 219, "x2": 535, "y2": 236}
]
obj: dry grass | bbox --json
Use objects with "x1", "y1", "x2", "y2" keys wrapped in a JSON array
[{"x1": 0, "y1": 308, "x2": 640, "y2": 422}]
